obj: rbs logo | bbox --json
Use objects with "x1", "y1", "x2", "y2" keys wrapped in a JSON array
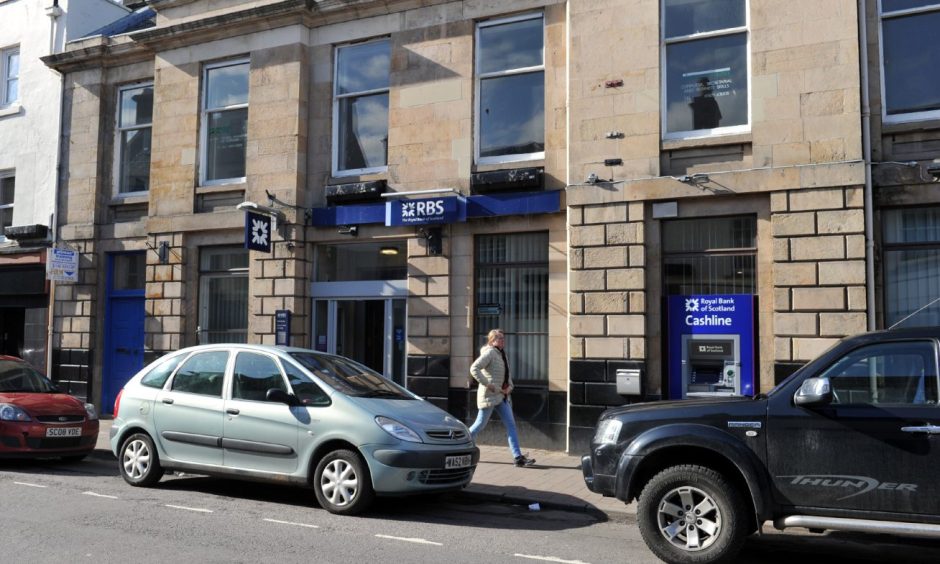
[{"x1": 401, "y1": 199, "x2": 445, "y2": 222}]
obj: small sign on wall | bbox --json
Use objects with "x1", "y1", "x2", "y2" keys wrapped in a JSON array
[
  {"x1": 275, "y1": 310, "x2": 291, "y2": 346},
  {"x1": 46, "y1": 248, "x2": 78, "y2": 282}
]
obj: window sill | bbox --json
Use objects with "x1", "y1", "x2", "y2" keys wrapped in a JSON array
[
  {"x1": 111, "y1": 194, "x2": 149, "y2": 206},
  {"x1": 327, "y1": 171, "x2": 387, "y2": 185},
  {"x1": 661, "y1": 132, "x2": 752, "y2": 152},
  {"x1": 196, "y1": 182, "x2": 246, "y2": 195},
  {"x1": 473, "y1": 158, "x2": 545, "y2": 174},
  {"x1": 0, "y1": 103, "x2": 22, "y2": 119},
  {"x1": 881, "y1": 119, "x2": 940, "y2": 135}
]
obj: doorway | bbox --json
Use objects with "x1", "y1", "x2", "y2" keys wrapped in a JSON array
[{"x1": 313, "y1": 296, "x2": 406, "y2": 385}]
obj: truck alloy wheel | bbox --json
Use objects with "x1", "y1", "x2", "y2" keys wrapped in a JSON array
[{"x1": 637, "y1": 464, "x2": 747, "y2": 564}]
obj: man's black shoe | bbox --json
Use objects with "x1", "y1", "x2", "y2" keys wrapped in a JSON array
[{"x1": 514, "y1": 455, "x2": 536, "y2": 467}]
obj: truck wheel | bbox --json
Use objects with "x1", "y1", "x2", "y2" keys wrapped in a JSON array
[{"x1": 637, "y1": 465, "x2": 748, "y2": 564}]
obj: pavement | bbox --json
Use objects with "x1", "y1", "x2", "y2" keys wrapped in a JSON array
[{"x1": 94, "y1": 419, "x2": 632, "y2": 521}]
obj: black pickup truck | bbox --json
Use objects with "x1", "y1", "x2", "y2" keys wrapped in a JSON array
[{"x1": 582, "y1": 327, "x2": 940, "y2": 564}]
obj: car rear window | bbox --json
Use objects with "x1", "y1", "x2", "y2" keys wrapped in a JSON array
[
  {"x1": 288, "y1": 352, "x2": 414, "y2": 399},
  {"x1": 140, "y1": 354, "x2": 185, "y2": 389}
]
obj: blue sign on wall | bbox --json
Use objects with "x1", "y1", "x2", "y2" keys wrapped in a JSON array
[
  {"x1": 244, "y1": 211, "x2": 272, "y2": 253},
  {"x1": 275, "y1": 309, "x2": 291, "y2": 346},
  {"x1": 667, "y1": 294, "x2": 755, "y2": 399},
  {"x1": 385, "y1": 196, "x2": 465, "y2": 226}
]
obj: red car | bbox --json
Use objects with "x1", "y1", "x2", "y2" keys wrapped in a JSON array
[{"x1": 0, "y1": 355, "x2": 99, "y2": 461}]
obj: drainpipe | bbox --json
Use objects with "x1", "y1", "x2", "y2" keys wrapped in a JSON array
[
  {"x1": 46, "y1": 0, "x2": 64, "y2": 375},
  {"x1": 858, "y1": 0, "x2": 876, "y2": 331}
]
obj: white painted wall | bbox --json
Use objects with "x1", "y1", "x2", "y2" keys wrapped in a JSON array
[{"x1": 0, "y1": 0, "x2": 127, "y2": 244}]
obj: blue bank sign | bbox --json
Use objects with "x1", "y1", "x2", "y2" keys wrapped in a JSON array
[
  {"x1": 385, "y1": 196, "x2": 464, "y2": 226},
  {"x1": 667, "y1": 294, "x2": 755, "y2": 399}
]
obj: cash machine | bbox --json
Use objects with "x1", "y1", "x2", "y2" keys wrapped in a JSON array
[{"x1": 682, "y1": 335, "x2": 741, "y2": 396}]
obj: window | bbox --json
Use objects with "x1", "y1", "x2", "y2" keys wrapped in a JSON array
[
  {"x1": 140, "y1": 354, "x2": 185, "y2": 389},
  {"x1": 662, "y1": 216, "x2": 757, "y2": 295},
  {"x1": 0, "y1": 173, "x2": 13, "y2": 242},
  {"x1": 880, "y1": 2, "x2": 940, "y2": 122},
  {"x1": 315, "y1": 241, "x2": 406, "y2": 282},
  {"x1": 283, "y1": 361, "x2": 331, "y2": 406},
  {"x1": 474, "y1": 232, "x2": 549, "y2": 383},
  {"x1": 116, "y1": 83, "x2": 153, "y2": 194},
  {"x1": 662, "y1": 0, "x2": 749, "y2": 138},
  {"x1": 475, "y1": 14, "x2": 545, "y2": 164},
  {"x1": 170, "y1": 350, "x2": 229, "y2": 397},
  {"x1": 883, "y1": 206, "x2": 940, "y2": 327},
  {"x1": 333, "y1": 39, "x2": 390, "y2": 176},
  {"x1": 1, "y1": 46, "x2": 18, "y2": 106},
  {"x1": 111, "y1": 252, "x2": 146, "y2": 292},
  {"x1": 232, "y1": 352, "x2": 287, "y2": 402},
  {"x1": 201, "y1": 60, "x2": 249, "y2": 185},
  {"x1": 821, "y1": 341, "x2": 939, "y2": 405},
  {"x1": 198, "y1": 247, "x2": 248, "y2": 344}
]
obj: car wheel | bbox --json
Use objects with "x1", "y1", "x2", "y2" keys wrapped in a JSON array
[
  {"x1": 637, "y1": 464, "x2": 748, "y2": 564},
  {"x1": 119, "y1": 433, "x2": 164, "y2": 487},
  {"x1": 313, "y1": 449, "x2": 374, "y2": 515}
]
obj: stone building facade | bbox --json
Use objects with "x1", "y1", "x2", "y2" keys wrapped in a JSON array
[{"x1": 42, "y1": 0, "x2": 940, "y2": 453}]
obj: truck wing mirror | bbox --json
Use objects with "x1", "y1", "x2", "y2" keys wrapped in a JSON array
[{"x1": 794, "y1": 377, "x2": 833, "y2": 407}]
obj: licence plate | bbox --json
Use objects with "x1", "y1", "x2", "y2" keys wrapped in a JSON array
[
  {"x1": 444, "y1": 454, "x2": 471, "y2": 469},
  {"x1": 45, "y1": 427, "x2": 81, "y2": 438}
]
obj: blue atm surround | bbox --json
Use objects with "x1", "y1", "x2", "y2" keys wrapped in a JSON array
[{"x1": 667, "y1": 294, "x2": 755, "y2": 399}]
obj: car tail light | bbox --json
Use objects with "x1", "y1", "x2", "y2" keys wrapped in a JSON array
[{"x1": 113, "y1": 389, "x2": 123, "y2": 416}]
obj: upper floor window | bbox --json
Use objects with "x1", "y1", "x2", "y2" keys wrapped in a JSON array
[
  {"x1": 201, "y1": 59, "x2": 249, "y2": 185},
  {"x1": 475, "y1": 14, "x2": 545, "y2": 164},
  {"x1": 662, "y1": 0, "x2": 749, "y2": 139},
  {"x1": 1, "y1": 46, "x2": 18, "y2": 107},
  {"x1": 333, "y1": 39, "x2": 390, "y2": 176},
  {"x1": 116, "y1": 83, "x2": 153, "y2": 194},
  {"x1": 0, "y1": 173, "x2": 13, "y2": 242},
  {"x1": 880, "y1": 1, "x2": 940, "y2": 122}
]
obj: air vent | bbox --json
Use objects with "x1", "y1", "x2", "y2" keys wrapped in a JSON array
[
  {"x1": 471, "y1": 167, "x2": 543, "y2": 194},
  {"x1": 325, "y1": 180, "x2": 387, "y2": 204}
]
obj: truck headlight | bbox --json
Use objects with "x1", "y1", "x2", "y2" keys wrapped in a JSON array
[{"x1": 594, "y1": 418, "x2": 622, "y2": 444}]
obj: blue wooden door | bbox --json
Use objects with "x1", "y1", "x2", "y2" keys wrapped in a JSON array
[
  {"x1": 104, "y1": 297, "x2": 144, "y2": 414},
  {"x1": 104, "y1": 253, "x2": 146, "y2": 415}
]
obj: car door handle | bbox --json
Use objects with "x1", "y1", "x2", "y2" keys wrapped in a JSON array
[
  {"x1": 226, "y1": 408, "x2": 240, "y2": 415},
  {"x1": 162, "y1": 398, "x2": 174, "y2": 405},
  {"x1": 901, "y1": 425, "x2": 940, "y2": 434}
]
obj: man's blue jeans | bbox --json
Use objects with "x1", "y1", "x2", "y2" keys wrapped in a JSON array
[{"x1": 468, "y1": 399, "x2": 522, "y2": 458}]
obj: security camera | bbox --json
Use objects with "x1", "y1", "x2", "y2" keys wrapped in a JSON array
[
  {"x1": 586, "y1": 172, "x2": 599, "y2": 184},
  {"x1": 926, "y1": 163, "x2": 940, "y2": 181}
]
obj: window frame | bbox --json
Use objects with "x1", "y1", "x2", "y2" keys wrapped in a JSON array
[
  {"x1": 660, "y1": 0, "x2": 751, "y2": 140},
  {"x1": 881, "y1": 205, "x2": 940, "y2": 327},
  {"x1": 0, "y1": 46, "x2": 18, "y2": 107},
  {"x1": 331, "y1": 37, "x2": 391, "y2": 178},
  {"x1": 198, "y1": 246, "x2": 249, "y2": 344},
  {"x1": 114, "y1": 81, "x2": 153, "y2": 196},
  {"x1": 0, "y1": 171, "x2": 14, "y2": 243},
  {"x1": 878, "y1": 1, "x2": 940, "y2": 123},
  {"x1": 199, "y1": 58, "x2": 249, "y2": 187},
  {"x1": 474, "y1": 12, "x2": 546, "y2": 165},
  {"x1": 820, "y1": 340, "x2": 940, "y2": 406}
]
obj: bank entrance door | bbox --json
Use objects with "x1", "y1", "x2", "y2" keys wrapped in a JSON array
[{"x1": 312, "y1": 282, "x2": 407, "y2": 386}]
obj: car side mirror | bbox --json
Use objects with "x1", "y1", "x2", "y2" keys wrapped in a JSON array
[
  {"x1": 794, "y1": 377, "x2": 833, "y2": 407},
  {"x1": 266, "y1": 388, "x2": 300, "y2": 406}
]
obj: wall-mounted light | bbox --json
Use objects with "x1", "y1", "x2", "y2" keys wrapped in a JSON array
[
  {"x1": 379, "y1": 246, "x2": 399, "y2": 256},
  {"x1": 158, "y1": 241, "x2": 169, "y2": 264}
]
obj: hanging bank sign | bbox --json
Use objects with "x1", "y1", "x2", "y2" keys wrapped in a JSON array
[
  {"x1": 667, "y1": 294, "x2": 755, "y2": 400},
  {"x1": 385, "y1": 196, "x2": 464, "y2": 226}
]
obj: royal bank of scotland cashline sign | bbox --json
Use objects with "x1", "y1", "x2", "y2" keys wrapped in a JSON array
[{"x1": 667, "y1": 294, "x2": 754, "y2": 400}]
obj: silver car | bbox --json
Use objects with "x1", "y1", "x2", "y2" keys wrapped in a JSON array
[{"x1": 110, "y1": 344, "x2": 478, "y2": 515}]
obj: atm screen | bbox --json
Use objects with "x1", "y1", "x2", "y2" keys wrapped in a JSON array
[{"x1": 690, "y1": 365, "x2": 722, "y2": 385}]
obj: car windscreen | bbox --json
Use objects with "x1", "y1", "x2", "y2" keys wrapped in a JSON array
[
  {"x1": 288, "y1": 352, "x2": 414, "y2": 400},
  {"x1": 0, "y1": 360, "x2": 57, "y2": 393}
]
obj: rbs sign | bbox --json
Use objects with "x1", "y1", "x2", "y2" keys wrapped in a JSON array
[{"x1": 386, "y1": 196, "x2": 462, "y2": 226}]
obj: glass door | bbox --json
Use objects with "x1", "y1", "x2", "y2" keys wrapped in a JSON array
[{"x1": 313, "y1": 296, "x2": 406, "y2": 385}]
